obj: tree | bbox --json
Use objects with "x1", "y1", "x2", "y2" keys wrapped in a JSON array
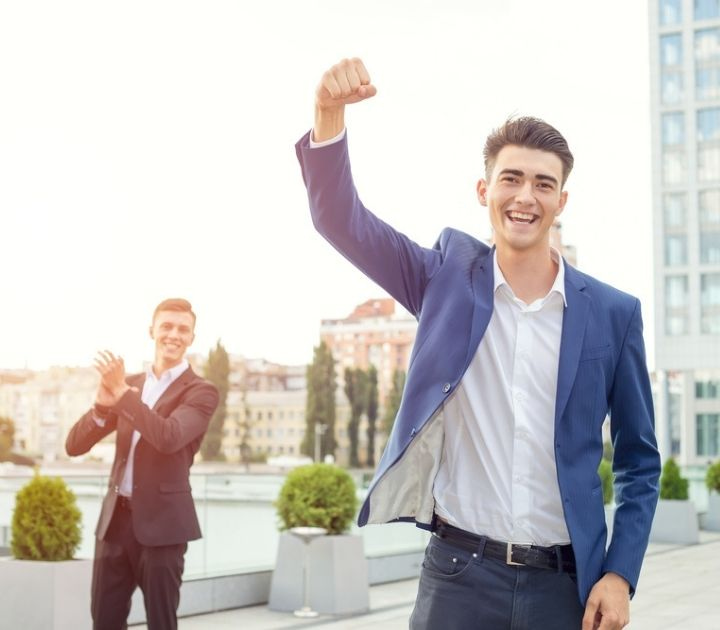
[
  {"x1": 365, "y1": 365, "x2": 379, "y2": 467},
  {"x1": 0, "y1": 416, "x2": 14, "y2": 459},
  {"x1": 201, "y1": 340, "x2": 229, "y2": 461},
  {"x1": 344, "y1": 367, "x2": 367, "y2": 468},
  {"x1": 238, "y1": 381, "x2": 253, "y2": 471},
  {"x1": 302, "y1": 341, "x2": 337, "y2": 460},
  {"x1": 382, "y1": 369, "x2": 406, "y2": 442},
  {"x1": 0, "y1": 416, "x2": 35, "y2": 467}
]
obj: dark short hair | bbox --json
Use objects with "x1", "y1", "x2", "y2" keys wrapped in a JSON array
[
  {"x1": 483, "y1": 116, "x2": 574, "y2": 186},
  {"x1": 152, "y1": 298, "x2": 196, "y2": 326}
]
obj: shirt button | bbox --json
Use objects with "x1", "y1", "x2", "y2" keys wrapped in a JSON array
[{"x1": 442, "y1": 383, "x2": 451, "y2": 394}]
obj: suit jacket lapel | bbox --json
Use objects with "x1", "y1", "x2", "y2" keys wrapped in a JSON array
[
  {"x1": 555, "y1": 264, "x2": 590, "y2": 424},
  {"x1": 153, "y1": 366, "x2": 196, "y2": 412},
  {"x1": 468, "y1": 247, "x2": 496, "y2": 369}
]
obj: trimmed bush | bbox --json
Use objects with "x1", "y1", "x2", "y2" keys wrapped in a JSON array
[
  {"x1": 11, "y1": 474, "x2": 82, "y2": 561},
  {"x1": 706, "y1": 460, "x2": 720, "y2": 493},
  {"x1": 659, "y1": 458, "x2": 689, "y2": 501},
  {"x1": 275, "y1": 463, "x2": 357, "y2": 535},
  {"x1": 598, "y1": 459, "x2": 614, "y2": 505}
]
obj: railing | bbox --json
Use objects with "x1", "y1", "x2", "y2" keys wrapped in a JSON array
[{"x1": 0, "y1": 470, "x2": 429, "y2": 579}]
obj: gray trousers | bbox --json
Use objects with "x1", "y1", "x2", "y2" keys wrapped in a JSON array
[{"x1": 410, "y1": 535, "x2": 585, "y2": 630}]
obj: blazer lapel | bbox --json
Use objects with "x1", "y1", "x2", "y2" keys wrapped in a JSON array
[
  {"x1": 153, "y1": 366, "x2": 196, "y2": 412},
  {"x1": 555, "y1": 264, "x2": 590, "y2": 424},
  {"x1": 467, "y1": 247, "x2": 496, "y2": 369}
]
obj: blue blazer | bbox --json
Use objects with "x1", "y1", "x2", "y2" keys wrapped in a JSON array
[{"x1": 296, "y1": 131, "x2": 660, "y2": 605}]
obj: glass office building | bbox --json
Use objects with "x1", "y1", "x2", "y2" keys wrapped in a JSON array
[{"x1": 650, "y1": 0, "x2": 720, "y2": 466}]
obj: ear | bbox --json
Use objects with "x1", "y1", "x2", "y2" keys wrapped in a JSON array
[
  {"x1": 556, "y1": 190, "x2": 568, "y2": 217},
  {"x1": 476, "y1": 179, "x2": 488, "y2": 206},
  {"x1": 149, "y1": 325, "x2": 154, "y2": 340}
]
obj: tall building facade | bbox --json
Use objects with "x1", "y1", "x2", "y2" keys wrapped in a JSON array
[
  {"x1": 320, "y1": 298, "x2": 417, "y2": 406},
  {"x1": 650, "y1": 0, "x2": 720, "y2": 466}
]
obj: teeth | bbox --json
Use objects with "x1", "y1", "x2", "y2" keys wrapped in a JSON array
[{"x1": 509, "y1": 211, "x2": 535, "y2": 221}]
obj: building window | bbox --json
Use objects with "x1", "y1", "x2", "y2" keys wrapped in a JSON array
[
  {"x1": 701, "y1": 231, "x2": 720, "y2": 262},
  {"x1": 660, "y1": 34, "x2": 683, "y2": 105},
  {"x1": 695, "y1": 0, "x2": 720, "y2": 20},
  {"x1": 697, "y1": 414, "x2": 720, "y2": 456},
  {"x1": 698, "y1": 108, "x2": 720, "y2": 181},
  {"x1": 665, "y1": 234, "x2": 688, "y2": 265},
  {"x1": 696, "y1": 28, "x2": 720, "y2": 100},
  {"x1": 664, "y1": 192, "x2": 687, "y2": 227},
  {"x1": 701, "y1": 273, "x2": 720, "y2": 333},
  {"x1": 700, "y1": 189, "x2": 720, "y2": 224},
  {"x1": 662, "y1": 112, "x2": 685, "y2": 145},
  {"x1": 663, "y1": 112, "x2": 687, "y2": 184},
  {"x1": 660, "y1": 0, "x2": 682, "y2": 24},
  {"x1": 696, "y1": 379, "x2": 720, "y2": 398},
  {"x1": 665, "y1": 275, "x2": 689, "y2": 334}
]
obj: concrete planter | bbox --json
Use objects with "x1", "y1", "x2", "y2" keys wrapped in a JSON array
[
  {"x1": 0, "y1": 557, "x2": 92, "y2": 629},
  {"x1": 269, "y1": 532, "x2": 369, "y2": 615},
  {"x1": 649, "y1": 499, "x2": 700, "y2": 544},
  {"x1": 703, "y1": 492, "x2": 720, "y2": 532}
]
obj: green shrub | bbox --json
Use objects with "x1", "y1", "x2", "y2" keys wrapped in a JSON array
[
  {"x1": 11, "y1": 474, "x2": 82, "y2": 561},
  {"x1": 275, "y1": 463, "x2": 357, "y2": 535},
  {"x1": 659, "y1": 458, "x2": 689, "y2": 501},
  {"x1": 706, "y1": 460, "x2": 720, "y2": 493},
  {"x1": 598, "y1": 459, "x2": 614, "y2": 505}
]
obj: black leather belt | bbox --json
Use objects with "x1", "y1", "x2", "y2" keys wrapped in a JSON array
[
  {"x1": 433, "y1": 521, "x2": 575, "y2": 572},
  {"x1": 116, "y1": 495, "x2": 132, "y2": 511}
]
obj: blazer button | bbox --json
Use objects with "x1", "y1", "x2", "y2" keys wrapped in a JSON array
[{"x1": 442, "y1": 383, "x2": 451, "y2": 394}]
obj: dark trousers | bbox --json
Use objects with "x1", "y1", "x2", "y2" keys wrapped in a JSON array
[
  {"x1": 91, "y1": 502, "x2": 187, "y2": 630},
  {"x1": 410, "y1": 535, "x2": 585, "y2": 630}
]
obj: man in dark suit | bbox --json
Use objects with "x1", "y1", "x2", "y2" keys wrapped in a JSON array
[
  {"x1": 296, "y1": 59, "x2": 660, "y2": 630},
  {"x1": 66, "y1": 298, "x2": 219, "y2": 630}
]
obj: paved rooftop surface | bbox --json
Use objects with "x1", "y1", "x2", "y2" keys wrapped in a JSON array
[{"x1": 133, "y1": 531, "x2": 720, "y2": 629}]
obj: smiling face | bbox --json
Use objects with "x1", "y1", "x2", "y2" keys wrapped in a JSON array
[
  {"x1": 149, "y1": 310, "x2": 195, "y2": 374},
  {"x1": 477, "y1": 144, "x2": 568, "y2": 256}
]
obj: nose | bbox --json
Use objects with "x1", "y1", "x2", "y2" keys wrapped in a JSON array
[{"x1": 515, "y1": 181, "x2": 536, "y2": 206}]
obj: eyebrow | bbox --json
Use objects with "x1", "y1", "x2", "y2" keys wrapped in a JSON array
[{"x1": 498, "y1": 168, "x2": 559, "y2": 186}]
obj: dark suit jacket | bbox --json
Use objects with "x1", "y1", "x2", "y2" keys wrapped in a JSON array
[
  {"x1": 296, "y1": 131, "x2": 661, "y2": 605},
  {"x1": 66, "y1": 366, "x2": 219, "y2": 546}
]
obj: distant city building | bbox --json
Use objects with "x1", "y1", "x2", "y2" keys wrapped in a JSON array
[
  {"x1": 320, "y1": 298, "x2": 417, "y2": 405},
  {"x1": 649, "y1": 0, "x2": 720, "y2": 465},
  {"x1": 0, "y1": 366, "x2": 108, "y2": 462}
]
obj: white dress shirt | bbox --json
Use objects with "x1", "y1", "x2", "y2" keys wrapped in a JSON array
[
  {"x1": 434, "y1": 251, "x2": 569, "y2": 545},
  {"x1": 118, "y1": 359, "x2": 189, "y2": 497}
]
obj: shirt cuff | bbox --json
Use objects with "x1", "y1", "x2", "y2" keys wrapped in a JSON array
[{"x1": 309, "y1": 127, "x2": 346, "y2": 148}]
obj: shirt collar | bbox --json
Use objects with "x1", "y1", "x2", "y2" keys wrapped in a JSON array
[
  {"x1": 493, "y1": 248, "x2": 567, "y2": 307},
  {"x1": 147, "y1": 359, "x2": 189, "y2": 384}
]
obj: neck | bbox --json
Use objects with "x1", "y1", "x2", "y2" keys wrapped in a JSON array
[
  {"x1": 152, "y1": 358, "x2": 184, "y2": 378},
  {"x1": 496, "y1": 246, "x2": 558, "y2": 304}
]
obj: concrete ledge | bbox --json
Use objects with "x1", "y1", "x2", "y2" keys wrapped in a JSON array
[{"x1": 129, "y1": 550, "x2": 424, "y2": 624}]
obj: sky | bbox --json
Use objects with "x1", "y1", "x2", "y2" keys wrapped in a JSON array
[{"x1": 0, "y1": 0, "x2": 656, "y2": 372}]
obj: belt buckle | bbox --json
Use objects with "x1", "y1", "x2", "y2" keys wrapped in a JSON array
[{"x1": 506, "y1": 542, "x2": 528, "y2": 566}]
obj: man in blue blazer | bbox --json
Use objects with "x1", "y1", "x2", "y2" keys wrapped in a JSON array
[{"x1": 296, "y1": 58, "x2": 660, "y2": 630}]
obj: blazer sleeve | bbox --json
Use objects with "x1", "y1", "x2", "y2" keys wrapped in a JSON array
[
  {"x1": 111, "y1": 381, "x2": 219, "y2": 454},
  {"x1": 602, "y1": 299, "x2": 661, "y2": 594},
  {"x1": 295, "y1": 130, "x2": 441, "y2": 318},
  {"x1": 65, "y1": 410, "x2": 118, "y2": 457}
]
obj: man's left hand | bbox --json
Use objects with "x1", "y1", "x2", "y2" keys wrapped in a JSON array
[
  {"x1": 93, "y1": 350, "x2": 130, "y2": 403},
  {"x1": 582, "y1": 572, "x2": 630, "y2": 630}
]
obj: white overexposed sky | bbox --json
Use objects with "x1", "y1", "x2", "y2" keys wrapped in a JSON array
[{"x1": 1, "y1": 0, "x2": 656, "y2": 372}]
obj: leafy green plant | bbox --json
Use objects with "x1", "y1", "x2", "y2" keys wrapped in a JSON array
[
  {"x1": 11, "y1": 474, "x2": 82, "y2": 561},
  {"x1": 275, "y1": 463, "x2": 357, "y2": 535},
  {"x1": 706, "y1": 460, "x2": 720, "y2": 493},
  {"x1": 598, "y1": 459, "x2": 614, "y2": 505},
  {"x1": 659, "y1": 458, "x2": 689, "y2": 501}
]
